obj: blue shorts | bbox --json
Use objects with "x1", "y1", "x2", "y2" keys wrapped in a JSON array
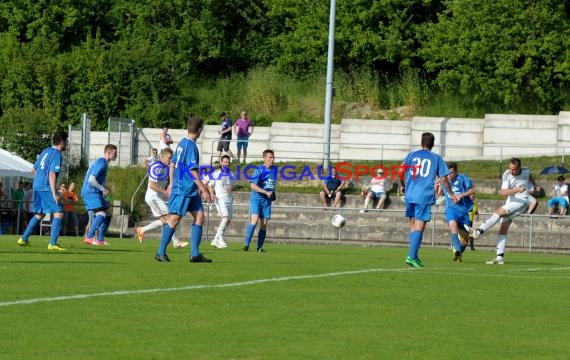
[
  {"x1": 371, "y1": 191, "x2": 386, "y2": 199},
  {"x1": 83, "y1": 193, "x2": 108, "y2": 211},
  {"x1": 33, "y1": 191, "x2": 63, "y2": 214},
  {"x1": 548, "y1": 197, "x2": 568, "y2": 209},
  {"x1": 405, "y1": 203, "x2": 432, "y2": 222},
  {"x1": 250, "y1": 196, "x2": 272, "y2": 220},
  {"x1": 237, "y1": 136, "x2": 249, "y2": 151},
  {"x1": 445, "y1": 206, "x2": 472, "y2": 228},
  {"x1": 168, "y1": 192, "x2": 203, "y2": 216}
]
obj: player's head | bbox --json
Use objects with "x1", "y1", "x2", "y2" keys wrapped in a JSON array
[
  {"x1": 421, "y1": 132, "x2": 435, "y2": 150},
  {"x1": 187, "y1": 116, "x2": 204, "y2": 136},
  {"x1": 151, "y1": 148, "x2": 158, "y2": 156},
  {"x1": 220, "y1": 154, "x2": 231, "y2": 167},
  {"x1": 557, "y1": 175, "x2": 565, "y2": 183},
  {"x1": 104, "y1": 144, "x2": 118, "y2": 161},
  {"x1": 508, "y1": 157, "x2": 522, "y2": 175},
  {"x1": 262, "y1": 149, "x2": 274, "y2": 167},
  {"x1": 447, "y1": 162, "x2": 458, "y2": 180},
  {"x1": 160, "y1": 148, "x2": 173, "y2": 164},
  {"x1": 53, "y1": 132, "x2": 69, "y2": 151}
]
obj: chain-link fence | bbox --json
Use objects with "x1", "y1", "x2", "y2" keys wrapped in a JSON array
[{"x1": 108, "y1": 117, "x2": 136, "y2": 167}]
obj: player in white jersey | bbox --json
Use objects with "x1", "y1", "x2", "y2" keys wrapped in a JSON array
[
  {"x1": 208, "y1": 155, "x2": 236, "y2": 248},
  {"x1": 136, "y1": 148, "x2": 188, "y2": 249},
  {"x1": 465, "y1": 157, "x2": 540, "y2": 265}
]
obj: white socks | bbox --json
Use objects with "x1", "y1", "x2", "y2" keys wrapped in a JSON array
[
  {"x1": 480, "y1": 213, "x2": 500, "y2": 233},
  {"x1": 142, "y1": 219, "x2": 163, "y2": 233}
]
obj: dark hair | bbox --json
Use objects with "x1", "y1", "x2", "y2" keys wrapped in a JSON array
[
  {"x1": 421, "y1": 132, "x2": 435, "y2": 149},
  {"x1": 558, "y1": 175, "x2": 565, "y2": 181},
  {"x1": 220, "y1": 154, "x2": 231, "y2": 162},
  {"x1": 447, "y1": 161, "x2": 458, "y2": 172},
  {"x1": 187, "y1": 116, "x2": 204, "y2": 133},
  {"x1": 510, "y1": 157, "x2": 522, "y2": 168},
  {"x1": 52, "y1": 132, "x2": 68, "y2": 146},
  {"x1": 263, "y1": 149, "x2": 274, "y2": 158}
]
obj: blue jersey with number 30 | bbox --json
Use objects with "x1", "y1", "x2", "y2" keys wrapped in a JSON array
[{"x1": 402, "y1": 149, "x2": 449, "y2": 205}]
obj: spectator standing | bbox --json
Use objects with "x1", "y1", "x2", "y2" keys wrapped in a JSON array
[
  {"x1": 159, "y1": 127, "x2": 174, "y2": 150},
  {"x1": 63, "y1": 182, "x2": 80, "y2": 236},
  {"x1": 216, "y1": 112, "x2": 235, "y2": 164},
  {"x1": 233, "y1": 111, "x2": 254, "y2": 164},
  {"x1": 145, "y1": 148, "x2": 159, "y2": 167}
]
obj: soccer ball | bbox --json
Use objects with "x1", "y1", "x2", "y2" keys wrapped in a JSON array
[{"x1": 331, "y1": 214, "x2": 346, "y2": 228}]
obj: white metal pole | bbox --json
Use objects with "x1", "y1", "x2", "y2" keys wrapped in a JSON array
[{"x1": 323, "y1": 0, "x2": 336, "y2": 170}]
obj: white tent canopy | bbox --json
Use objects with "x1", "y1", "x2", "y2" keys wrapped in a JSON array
[{"x1": 0, "y1": 148, "x2": 34, "y2": 178}]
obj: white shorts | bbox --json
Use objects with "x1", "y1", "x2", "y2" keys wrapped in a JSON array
[
  {"x1": 145, "y1": 196, "x2": 169, "y2": 218},
  {"x1": 500, "y1": 198, "x2": 529, "y2": 222},
  {"x1": 215, "y1": 198, "x2": 233, "y2": 219}
]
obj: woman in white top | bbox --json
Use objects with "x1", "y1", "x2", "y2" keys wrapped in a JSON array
[{"x1": 360, "y1": 168, "x2": 389, "y2": 213}]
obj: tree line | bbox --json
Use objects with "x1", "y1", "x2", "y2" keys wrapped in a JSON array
[{"x1": 1, "y1": 0, "x2": 570, "y2": 161}]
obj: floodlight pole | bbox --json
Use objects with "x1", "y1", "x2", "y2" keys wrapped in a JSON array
[{"x1": 323, "y1": 0, "x2": 336, "y2": 170}]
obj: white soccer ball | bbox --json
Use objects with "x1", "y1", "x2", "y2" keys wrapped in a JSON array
[{"x1": 331, "y1": 214, "x2": 346, "y2": 228}]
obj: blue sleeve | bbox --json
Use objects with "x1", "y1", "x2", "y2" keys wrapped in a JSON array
[
  {"x1": 49, "y1": 152, "x2": 62, "y2": 173},
  {"x1": 436, "y1": 155, "x2": 449, "y2": 178},
  {"x1": 185, "y1": 144, "x2": 199, "y2": 171},
  {"x1": 250, "y1": 166, "x2": 263, "y2": 186}
]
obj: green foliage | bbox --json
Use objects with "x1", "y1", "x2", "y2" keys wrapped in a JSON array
[
  {"x1": 419, "y1": 0, "x2": 570, "y2": 112},
  {"x1": 1, "y1": 0, "x2": 570, "y2": 136}
]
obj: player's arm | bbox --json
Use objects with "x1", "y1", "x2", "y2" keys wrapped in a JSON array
[
  {"x1": 250, "y1": 182, "x2": 272, "y2": 197},
  {"x1": 207, "y1": 177, "x2": 216, "y2": 198},
  {"x1": 88, "y1": 174, "x2": 109, "y2": 196},
  {"x1": 149, "y1": 180, "x2": 167, "y2": 195},
  {"x1": 49, "y1": 171, "x2": 60, "y2": 203},
  {"x1": 440, "y1": 176, "x2": 457, "y2": 203},
  {"x1": 528, "y1": 175, "x2": 541, "y2": 193}
]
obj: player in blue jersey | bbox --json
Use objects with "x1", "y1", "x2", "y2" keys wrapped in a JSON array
[
  {"x1": 243, "y1": 149, "x2": 276, "y2": 252},
  {"x1": 440, "y1": 162, "x2": 474, "y2": 262},
  {"x1": 17, "y1": 132, "x2": 68, "y2": 250},
  {"x1": 155, "y1": 116, "x2": 214, "y2": 263},
  {"x1": 81, "y1": 144, "x2": 117, "y2": 245},
  {"x1": 400, "y1": 132, "x2": 457, "y2": 268}
]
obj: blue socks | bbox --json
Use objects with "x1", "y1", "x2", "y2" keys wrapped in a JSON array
[
  {"x1": 451, "y1": 233, "x2": 461, "y2": 252},
  {"x1": 258, "y1": 228, "x2": 266, "y2": 249},
  {"x1": 408, "y1": 231, "x2": 423, "y2": 260},
  {"x1": 87, "y1": 215, "x2": 105, "y2": 239},
  {"x1": 157, "y1": 223, "x2": 175, "y2": 256},
  {"x1": 22, "y1": 216, "x2": 40, "y2": 241},
  {"x1": 244, "y1": 223, "x2": 255, "y2": 247},
  {"x1": 49, "y1": 217, "x2": 62, "y2": 245},
  {"x1": 190, "y1": 224, "x2": 203, "y2": 257}
]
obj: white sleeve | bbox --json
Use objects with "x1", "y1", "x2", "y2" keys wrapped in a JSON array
[{"x1": 88, "y1": 175, "x2": 106, "y2": 192}]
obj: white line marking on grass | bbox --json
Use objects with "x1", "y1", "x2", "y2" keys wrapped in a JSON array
[{"x1": 0, "y1": 267, "x2": 413, "y2": 307}]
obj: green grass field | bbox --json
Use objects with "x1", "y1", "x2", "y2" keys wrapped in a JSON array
[{"x1": 1, "y1": 236, "x2": 569, "y2": 359}]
